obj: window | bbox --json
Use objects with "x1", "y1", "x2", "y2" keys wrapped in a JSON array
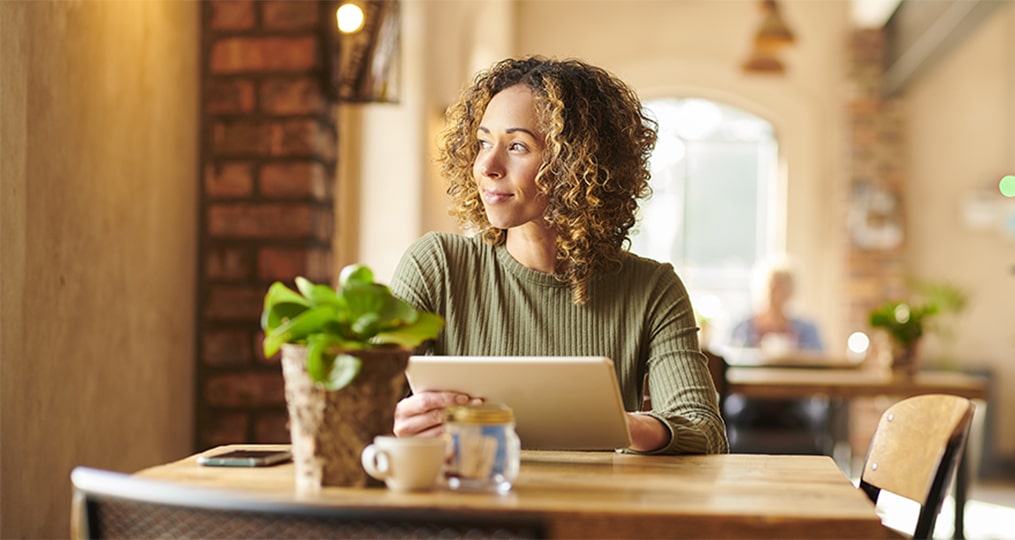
[{"x1": 631, "y1": 98, "x2": 778, "y2": 348}]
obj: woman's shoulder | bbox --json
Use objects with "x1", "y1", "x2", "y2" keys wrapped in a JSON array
[
  {"x1": 405, "y1": 231, "x2": 493, "y2": 267},
  {"x1": 620, "y1": 250, "x2": 680, "y2": 280}
]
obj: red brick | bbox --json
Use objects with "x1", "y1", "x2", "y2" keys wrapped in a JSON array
[
  {"x1": 209, "y1": 0, "x2": 256, "y2": 31},
  {"x1": 254, "y1": 410, "x2": 291, "y2": 443},
  {"x1": 260, "y1": 77, "x2": 329, "y2": 116},
  {"x1": 204, "y1": 162, "x2": 254, "y2": 198},
  {"x1": 254, "y1": 330, "x2": 274, "y2": 364},
  {"x1": 210, "y1": 36, "x2": 318, "y2": 74},
  {"x1": 313, "y1": 207, "x2": 334, "y2": 243},
  {"x1": 211, "y1": 119, "x2": 270, "y2": 156},
  {"x1": 269, "y1": 119, "x2": 336, "y2": 159},
  {"x1": 207, "y1": 202, "x2": 315, "y2": 238},
  {"x1": 199, "y1": 412, "x2": 250, "y2": 447},
  {"x1": 202, "y1": 328, "x2": 255, "y2": 367},
  {"x1": 205, "y1": 245, "x2": 254, "y2": 280},
  {"x1": 205, "y1": 372, "x2": 286, "y2": 407},
  {"x1": 260, "y1": 161, "x2": 331, "y2": 200},
  {"x1": 206, "y1": 79, "x2": 256, "y2": 114},
  {"x1": 203, "y1": 284, "x2": 265, "y2": 321},
  {"x1": 262, "y1": 0, "x2": 319, "y2": 31},
  {"x1": 257, "y1": 246, "x2": 334, "y2": 282}
]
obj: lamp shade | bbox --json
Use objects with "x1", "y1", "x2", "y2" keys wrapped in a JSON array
[{"x1": 754, "y1": 0, "x2": 795, "y2": 48}]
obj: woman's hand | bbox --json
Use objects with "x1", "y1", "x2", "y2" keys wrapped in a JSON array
[
  {"x1": 393, "y1": 391, "x2": 481, "y2": 437},
  {"x1": 625, "y1": 412, "x2": 670, "y2": 452}
]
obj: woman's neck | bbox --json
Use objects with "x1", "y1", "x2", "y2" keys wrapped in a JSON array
[{"x1": 505, "y1": 225, "x2": 557, "y2": 274}]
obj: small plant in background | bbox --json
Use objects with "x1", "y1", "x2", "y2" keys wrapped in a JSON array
[
  {"x1": 868, "y1": 280, "x2": 968, "y2": 370},
  {"x1": 260, "y1": 264, "x2": 444, "y2": 391}
]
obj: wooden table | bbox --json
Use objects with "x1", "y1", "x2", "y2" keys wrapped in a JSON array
[
  {"x1": 726, "y1": 367, "x2": 988, "y2": 401},
  {"x1": 726, "y1": 367, "x2": 988, "y2": 539},
  {"x1": 136, "y1": 445, "x2": 895, "y2": 539},
  {"x1": 723, "y1": 348, "x2": 865, "y2": 370}
]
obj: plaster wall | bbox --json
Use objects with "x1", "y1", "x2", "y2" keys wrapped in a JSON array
[
  {"x1": 905, "y1": 1, "x2": 1015, "y2": 453},
  {"x1": 0, "y1": 1, "x2": 199, "y2": 537}
]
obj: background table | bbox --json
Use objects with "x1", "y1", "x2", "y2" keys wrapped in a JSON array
[
  {"x1": 726, "y1": 367, "x2": 988, "y2": 539},
  {"x1": 137, "y1": 445, "x2": 896, "y2": 539}
]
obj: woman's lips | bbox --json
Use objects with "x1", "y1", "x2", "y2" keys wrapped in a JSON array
[{"x1": 481, "y1": 189, "x2": 513, "y2": 204}]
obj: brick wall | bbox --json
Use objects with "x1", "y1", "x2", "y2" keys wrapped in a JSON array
[
  {"x1": 845, "y1": 29, "x2": 909, "y2": 458},
  {"x1": 196, "y1": 0, "x2": 337, "y2": 450},
  {"x1": 845, "y1": 29, "x2": 908, "y2": 342}
]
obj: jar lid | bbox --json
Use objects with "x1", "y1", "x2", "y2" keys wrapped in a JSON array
[{"x1": 444, "y1": 403, "x2": 514, "y2": 424}]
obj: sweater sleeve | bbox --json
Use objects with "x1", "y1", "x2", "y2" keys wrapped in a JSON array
[{"x1": 636, "y1": 265, "x2": 729, "y2": 455}]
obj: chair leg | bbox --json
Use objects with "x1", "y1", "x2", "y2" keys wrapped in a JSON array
[{"x1": 953, "y1": 445, "x2": 969, "y2": 540}]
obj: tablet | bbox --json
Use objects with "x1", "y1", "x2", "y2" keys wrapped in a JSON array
[{"x1": 405, "y1": 355, "x2": 632, "y2": 451}]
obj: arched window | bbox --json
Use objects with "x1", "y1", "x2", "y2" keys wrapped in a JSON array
[{"x1": 631, "y1": 98, "x2": 778, "y2": 348}]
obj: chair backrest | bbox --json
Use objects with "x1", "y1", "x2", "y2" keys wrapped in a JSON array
[
  {"x1": 703, "y1": 350, "x2": 728, "y2": 410},
  {"x1": 71, "y1": 466, "x2": 544, "y2": 539},
  {"x1": 858, "y1": 394, "x2": 974, "y2": 539}
]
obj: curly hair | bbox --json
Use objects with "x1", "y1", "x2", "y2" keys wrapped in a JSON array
[{"x1": 438, "y1": 56, "x2": 657, "y2": 305}]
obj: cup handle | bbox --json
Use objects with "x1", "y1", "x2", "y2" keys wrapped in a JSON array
[{"x1": 361, "y1": 444, "x2": 391, "y2": 479}]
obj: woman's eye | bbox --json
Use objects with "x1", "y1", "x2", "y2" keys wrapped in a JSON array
[
  {"x1": 509, "y1": 142, "x2": 528, "y2": 152},
  {"x1": 477, "y1": 139, "x2": 491, "y2": 149}
]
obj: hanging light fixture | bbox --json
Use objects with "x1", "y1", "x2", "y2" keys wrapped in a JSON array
[
  {"x1": 742, "y1": 0, "x2": 796, "y2": 74},
  {"x1": 323, "y1": 0, "x2": 401, "y2": 102}
]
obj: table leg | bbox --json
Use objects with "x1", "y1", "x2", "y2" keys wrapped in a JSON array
[{"x1": 827, "y1": 398, "x2": 852, "y2": 475}]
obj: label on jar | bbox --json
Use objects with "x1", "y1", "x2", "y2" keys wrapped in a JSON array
[{"x1": 445, "y1": 423, "x2": 519, "y2": 493}]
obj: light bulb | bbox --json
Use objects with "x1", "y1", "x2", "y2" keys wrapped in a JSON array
[{"x1": 336, "y1": 3, "x2": 365, "y2": 34}]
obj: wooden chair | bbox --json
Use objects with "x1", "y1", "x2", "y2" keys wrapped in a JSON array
[
  {"x1": 858, "y1": 394, "x2": 975, "y2": 539},
  {"x1": 71, "y1": 466, "x2": 544, "y2": 539}
]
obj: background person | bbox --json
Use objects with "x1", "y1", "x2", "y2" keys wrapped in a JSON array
[
  {"x1": 389, "y1": 56, "x2": 727, "y2": 455},
  {"x1": 723, "y1": 261, "x2": 831, "y2": 455},
  {"x1": 729, "y1": 262, "x2": 823, "y2": 354}
]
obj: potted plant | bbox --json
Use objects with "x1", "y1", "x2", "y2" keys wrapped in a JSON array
[
  {"x1": 868, "y1": 281, "x2": 966, "y2": 377},
  {"x1": 261, "y1": 264, "x2": 443, "y2": 490}
]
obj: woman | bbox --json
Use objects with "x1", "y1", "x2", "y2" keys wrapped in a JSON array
[{"x1": 390, "y1": 56, "x2": 727, "y2": 454}]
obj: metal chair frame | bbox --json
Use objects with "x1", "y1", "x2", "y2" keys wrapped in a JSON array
[{"x1": 71, "y1": 466, "x2": 544, "y2": 539}]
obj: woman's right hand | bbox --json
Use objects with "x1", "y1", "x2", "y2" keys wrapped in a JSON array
[{"x1": 393, "y1": 391, "x2": 480, "y2": 438}]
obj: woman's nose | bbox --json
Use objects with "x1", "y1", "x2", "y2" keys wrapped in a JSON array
[{"x1": 476, "y1": 151, "x2": 504, "y2": 179}]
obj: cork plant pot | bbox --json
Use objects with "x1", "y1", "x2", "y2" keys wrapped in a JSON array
[{"x1": 280, "y1": 344, "x2": 410, "y2": 490}]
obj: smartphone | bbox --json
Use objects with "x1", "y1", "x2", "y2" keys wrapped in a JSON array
[{"x1": 197, "y1": 449, "x2": 292, "y2": 467}]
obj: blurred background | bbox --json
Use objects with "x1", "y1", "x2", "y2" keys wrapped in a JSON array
[{"x1": 3, "y1": 0, "x2": 1013, "y2": 537}]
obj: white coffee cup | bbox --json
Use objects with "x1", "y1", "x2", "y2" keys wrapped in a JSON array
[{"x1": 360, "y1": 436, "x2": 446, "y2": 492}]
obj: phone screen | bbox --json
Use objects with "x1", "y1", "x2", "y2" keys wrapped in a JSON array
[{"x1": 197, "y1": 449, "x2": 292, "y2": 467}]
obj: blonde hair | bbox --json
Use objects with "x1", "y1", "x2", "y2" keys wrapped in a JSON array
[{"x1": 437, "y1": 56, "x2": 657, "y2": 304}]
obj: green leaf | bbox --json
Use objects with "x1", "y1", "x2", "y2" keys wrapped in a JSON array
[
  {"x1": 339, "y1": 264, "x2": 374, "y2": 287},
  {"x1": 305, "y1": 335, "x2": 335, "y2": 384},
  {"x1": 371, "y1": 312, "x2": 445, "y2": 348},
  {"x1": 261, "y1": 282, "x2": 311, "y2": 330},
  {"x1": 295, "y1": 276, "x2": 316, "y2": 300},
  {"x1": 341, "y1": 283, "x2": 419, "y2": 336},
  {"x1": 322, "y1": 354, "x2": 362, "y2": 391},
  {"x1": 350, "y1": 312, "x2": 382, "y2": 337},
  {"x1": 263, "y1": 306, "x2": 337, "y2": 357}
]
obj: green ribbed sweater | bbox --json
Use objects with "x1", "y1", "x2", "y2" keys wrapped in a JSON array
[{"x1": 390, "y1": 232, "x2": 728, "y2": 455}]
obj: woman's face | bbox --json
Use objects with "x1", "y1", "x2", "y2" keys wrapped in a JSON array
[{"x1": 473, "y1": 84, "x2": 549, "y2": 232}]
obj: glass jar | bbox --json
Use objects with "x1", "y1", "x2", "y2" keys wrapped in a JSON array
[{"x1": 443, "y1": 403, "x2": 520, "y2": 494}]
